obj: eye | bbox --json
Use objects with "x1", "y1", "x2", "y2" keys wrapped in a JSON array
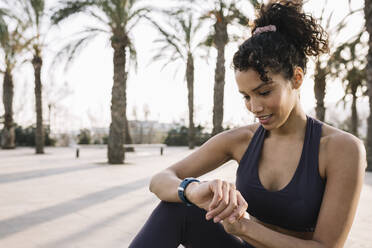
[
  {"x1": 259, "y1": 90, "x2": 271, "y2": 96},
  {"x1": 242, "y1": 95, "x2": 250, "y2": 101}
]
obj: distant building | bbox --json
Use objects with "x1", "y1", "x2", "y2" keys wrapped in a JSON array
[
  {"x1": 87, "y1": 120, "x2": 178, "y2": 144},
  {"x1": 128, "y1": 120, "x2": 178, "y2": 144}
]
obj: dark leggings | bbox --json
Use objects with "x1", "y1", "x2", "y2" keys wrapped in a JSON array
[{"x1": 129, "y1": 201, "x2": 255, "y2": 248}]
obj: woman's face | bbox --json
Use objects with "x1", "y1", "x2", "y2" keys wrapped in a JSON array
[{"x1": 235, "y1": 68, "x2": 299, "y2": 129}]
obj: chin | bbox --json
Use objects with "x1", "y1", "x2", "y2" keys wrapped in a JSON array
[
  {"x1": 261, "y1": 123, "x2": 275, "y2": 130},
  {"x1": 258, "y1": 114, "x2": 276, "y2": 129}
]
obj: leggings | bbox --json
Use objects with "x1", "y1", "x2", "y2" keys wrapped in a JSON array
[{"x1": 129, "y1": 201, "x2": 255, "y2": 248}]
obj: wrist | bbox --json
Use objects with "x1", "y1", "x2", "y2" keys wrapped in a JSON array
[
  {"x1": 178, "y1": 178, "x2": 200, "y2": 206},
  {"x1": 184, "y1": 181, "x2": 199, "y2": 203},
  {"x1": 238, "y1": 218, "x2": 253, "y2": 238}
]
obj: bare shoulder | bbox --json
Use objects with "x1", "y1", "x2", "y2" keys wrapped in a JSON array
[
  {"x1": 221, "y1": 122, "x2": 260, "y2": 143},
  {"x1": 218, "y1": 123, "x2": 261, "y2": 162},
  {"x1": 313, "y1": 122, "x2": 366, "y2": 247},
  {"x1": 320, "y1": 122, "x2": 367, "y2": 174}
]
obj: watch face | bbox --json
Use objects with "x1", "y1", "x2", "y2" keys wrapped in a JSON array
[{"x1": 178, "y1": 178, "x2": 200, "y2": 206}]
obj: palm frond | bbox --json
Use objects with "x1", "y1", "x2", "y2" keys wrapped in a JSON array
[
  {"x1": 127, "y1": 7, "x2": 150, "y2": 22},
  {"x1": 126, "y1": 7, "x2": 150, "y2": 34},
  {"x1": 87, "y1": 10, "x2": 109, "y2": 26},
  {"x1": 226, "y1": 4, "x2": 249, "y2": 26},
  {"x1": 199, "y1": 33, "x2": 214, "y2": 48},
  {"x1": 159, "y1": 52, "x2": 182, "y2": 72},
  {"x1": 126, "y1": 37, "x2": 138, "y2": 72},
  {"x1": 192, "y1": 17, "x2": 204, "y2": 36},
  {"x1": 0, "y1": 14, "x2": 9, "y2": 46},
  {"x1": 318, "y1": 0, "x2": 328, "y2": 23},
  {"x1": 99, "y1": 1, "x2": 117, "y2": 25},
  {"x1": 0, "y1": 5, "x2": 24, "y2": 31},
  {"x1": 51, "y1": 0, "x2": 98, "y2": 24},
  {"x1": 329, "y1": 8, "x2": 363, "y2": 35},
  {"x1": 51, "y1": 32, "x2": 99, "y2": 72},
  {"x1": 77, "y1": 26, "x2": 109, "y2": 35},
  {"x1": 150, "y1": 53, "x2": 167, "y2": 63},
  {"x1": 325, "y1": 10, "x2": 334, "y2": 30},
  {"x1": 152, "y1": 40, "x2": 182, "y2": 61},
  {"x1": 147, "y1": 18, "x2": 184, "y2": 59},
  {"x1": 30, "y1": 0, "x2": 45, "y2": 27},
  {"x1": 248, "y1": 0, "x2": 260, "y2": 9},
  {"x1": 14, "y1": 0, "x2": 34, "y2": 26}
]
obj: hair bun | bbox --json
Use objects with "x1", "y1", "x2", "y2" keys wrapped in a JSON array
[{"x1": 253, "y1": 1, "x2": 329, "y2": 56}]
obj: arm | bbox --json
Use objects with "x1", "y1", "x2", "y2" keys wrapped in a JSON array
[
  {"x1": 149, "y1": 128, "x2": 248, "y2": 203},
  {"x1": 222, "y1": 133, "x2": 366, "y2": 248}
]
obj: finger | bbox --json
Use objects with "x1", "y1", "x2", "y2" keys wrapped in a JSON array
[
  {"x1": 212, "y1": 183, "x2": 231, "y2": 223},
  {"x1": 222, "y1": 190, "x2": 246, "y2": 223},
  {"x1": 208, "y1": 180, "x2": 223, "y2": 211},
  {"x1": 216, "y1": 186, "x2": 238, "y2": 223},
  {"x1": 221, "y1": 182, "x2": 230, "y2": 205},
  {"x1": 206, "y1": 183, "x2": 230, "y2": 221},
  {"x1": 235, "y1": 191, "x2": 248, "y2": 220}
]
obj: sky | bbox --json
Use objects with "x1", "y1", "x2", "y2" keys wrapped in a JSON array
[{"x1": 0, "y1": 0, "x2": 367, "y2": 135}]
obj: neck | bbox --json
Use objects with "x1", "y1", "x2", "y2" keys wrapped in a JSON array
[{"x1": 269, "y1": 103, "x2": 307, "y2": 139}]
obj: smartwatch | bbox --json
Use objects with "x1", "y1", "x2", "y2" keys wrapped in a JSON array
[{"x1": 178, "y1": 177, "x2": 200, "y2": 206}]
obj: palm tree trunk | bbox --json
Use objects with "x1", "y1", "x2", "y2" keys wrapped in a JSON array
[
  {"x1": 212, "y1": 19, "x2": 228, "y2": 136},
  {"x1": 314, "y1": 59, "x2": 326, "y2": 122},
  {"x1": 365, "y1": 0, "x2": 372, "y2": 171},
  {"x1": 123, "y1": 69, "x2": 133, "y2": 152},
  {"x1": 1, "y1": 67, "x2": 15, "y2": 149},
  {"x1": 124, "y1": 116, "x2": 133, "y2": 144},
  {"x1": 108, "y1": 33, "x2": 126, "y2": 164},
  {"x1": 351, "y1": 85, "x2": 358, "y2": 137},
  {"x1": 124, "y1": 103, "x2": 134, "y2": 152},
  {"x1": 123, "y1": 90, "x2": 133, "y2": 149},
  {"x1": 186, "y1": 53, "x2": 195, "y2": 149},
  {"x1": 32, "y1": 54, "x2": 44, "y2": 154}
]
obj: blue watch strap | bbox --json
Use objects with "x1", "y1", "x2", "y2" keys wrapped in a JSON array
[{"x1": 178, "y1": 177, "x2": 200, "y2": 206}]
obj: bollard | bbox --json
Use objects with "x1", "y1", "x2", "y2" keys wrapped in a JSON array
[
  {"x1": 160, "y1": 146, "x2": 164, "y2": 156},
  {"x1": 76, "y1": 148, "x2": 80, "y2": 158}
]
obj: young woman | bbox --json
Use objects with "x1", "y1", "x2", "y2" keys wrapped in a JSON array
[{"x1": 129, "y1": 2, "x2": 366, "y2": 247}]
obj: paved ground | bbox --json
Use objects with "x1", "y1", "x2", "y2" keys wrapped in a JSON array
[{"x1": 0, "y1": 146, "x2": 371, "y2": 248}]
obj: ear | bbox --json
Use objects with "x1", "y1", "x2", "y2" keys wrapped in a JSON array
[{"x1": 292, "y1": 66, "x2": 304, "y2": 89}]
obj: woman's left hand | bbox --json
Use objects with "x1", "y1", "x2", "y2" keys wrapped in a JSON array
[{"x1": 221, "y1": 213, "x2": 249, "y2": 236}]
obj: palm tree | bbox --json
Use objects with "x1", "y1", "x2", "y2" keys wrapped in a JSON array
[
  {"x1": 364, "y1": 0, "x2": 372, "y2": 171},
  {"x1": 329, "y1": 32, "x2": 367, "y2": 137},
  {"x1": 52, "y1": 0, "x2": 150, "y2": 164},
  {"x1": 1, "y1": 0, "x2": 51, "y2": 153},
  {"x1": 312, "y1": 2, "x2": 362, "y2": 122},
  {"x1": 15, "y1": 0, "x2": 48, "y2": 154},
  {"x1": 187, "y1": 0, "x2": 254, "y2": 135},
  {"x1": 314, "y1": 60, "x2": 327, "y2": 121},
  {"x1": 0, "y1": 10, "x2": 27, "y2": 149},
  {"x1": 149, "y1": 9, "x2": 203, "y2": 149}
]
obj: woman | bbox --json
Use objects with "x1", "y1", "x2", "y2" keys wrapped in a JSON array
[{"x1": 129, "y1": 2, "x2": 366, "y2": 247}]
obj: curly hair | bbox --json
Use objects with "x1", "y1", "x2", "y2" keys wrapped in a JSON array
[{"x1": 232, "y1": 1, "x2": 329, "y2": 82}]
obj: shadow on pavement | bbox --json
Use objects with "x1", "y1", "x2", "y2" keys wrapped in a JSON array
[
  {"x1": 0, "y1": 164, "x2": 101, "y2": 184},
  {"x1": 0, "y1": 177, "x2": 150, "y2": 239},
  {"x1": 39, "y1": 197, "x2": 158, "y2": 248}
]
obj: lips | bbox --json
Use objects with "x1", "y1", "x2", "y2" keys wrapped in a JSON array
[
  {"x1": 257, "y1": 114, "x2": 273, "y2": 120},
  {"x1": 257, "y1": 114, "x2": 273, "y2": 124}
]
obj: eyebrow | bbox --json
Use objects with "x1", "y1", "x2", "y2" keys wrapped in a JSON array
[{"x1": 239, "y1": 81, "x2": 273, "y2": 95}]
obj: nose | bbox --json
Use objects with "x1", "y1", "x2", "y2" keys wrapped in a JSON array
[{"x1": 247, "y1": 98, "x2": 264, "y2": 114}]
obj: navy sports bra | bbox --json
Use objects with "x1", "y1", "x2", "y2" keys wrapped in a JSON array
[{"x1": 236, "y1": 115, "x2": 325, "y2": 232}]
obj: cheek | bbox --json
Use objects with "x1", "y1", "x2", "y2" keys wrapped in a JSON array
[
  {"x1": 266, "y1": 93, "x2": 282, "y2": 110},
  {"x1": 275, "y1": 89, "x2": 296, "y2": 110},
  {"x1": 244, "y1": 100, "x2": 250, "y2": 110}
]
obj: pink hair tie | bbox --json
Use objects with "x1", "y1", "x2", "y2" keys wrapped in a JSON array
[{"x1": 253, "y1": 25, "x2": 277, "y2": 36}]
